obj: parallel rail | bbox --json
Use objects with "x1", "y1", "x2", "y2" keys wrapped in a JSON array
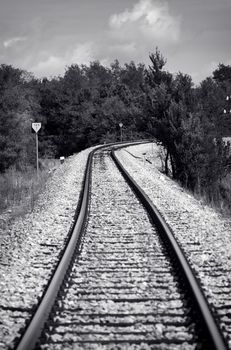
[
  {"x1": 15, "y1": 141, "x2": 227, "y2": 350},
  {"x1": 111, "y1": 148, "x2": 227, "y2": 350},
  {"x1": 15, "y1": 141, "x2": 145, "y2": 350}
]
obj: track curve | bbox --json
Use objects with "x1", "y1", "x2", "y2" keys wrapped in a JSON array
[
  {"x1": 15, "y1": 142, "x2": 145, "y2": 350},
  {"x1": 111, "y1": 147, "x2": 227, "y2": 350},
  {"x1": 15, "y1": 142, "x2": 227, "y2": 350}
]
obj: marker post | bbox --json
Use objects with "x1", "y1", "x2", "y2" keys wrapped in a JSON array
[
  {"x1": 119, "y1": 123, "x2": 123, "y2": 142},
  {"x1": 31, "y1": 123, "x2": 41, "y2": 177}
]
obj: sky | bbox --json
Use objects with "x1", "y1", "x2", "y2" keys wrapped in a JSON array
[{"x1": 0, "y1": 0, "x2": 230, "y2": 85}]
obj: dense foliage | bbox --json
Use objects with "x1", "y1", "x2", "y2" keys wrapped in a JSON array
[
  {"x1": 1, "y1": 49, "x2": 231, "y2": 204},
  {"x1": 144, "y1": 49, "x2": 231, "y2": 194}
]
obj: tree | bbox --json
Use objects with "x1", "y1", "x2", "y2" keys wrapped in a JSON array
[
  {"x1": 0, "y1": 65, "x2": 38, "y2": 171},
  {"x1": 120, "y1": 61, "x2": 145, "y2": 92},
  {"x1": 143, "y1": 49, "x2": 231, "y2": 192},
  {"x1": 146, "y1": 48, "x2": 172, "y2": 88},
  {"x1": 213, "y1": 63, "x2": 231, "y2": 84}
]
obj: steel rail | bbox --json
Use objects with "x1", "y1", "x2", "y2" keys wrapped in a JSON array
[
  {"x1": 15, "y1": 140, "x2": 147, "y2": 350},
  {"x1": 111, "y1": 148, "x2": 227, "y2": 350},
  {"x1": 16, "y1": 148, "x2": 93, "y2": 350}
]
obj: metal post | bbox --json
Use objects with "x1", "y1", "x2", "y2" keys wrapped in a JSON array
[
  {"x1": 36, "y1": 132, "x2": 39, "y2": 177},
  {"x1": 31, "y1": 122, "x2": 41, "y2": 177},
  {"x1": 119, "y1": 123, "x2": 123, "y2": 142}
]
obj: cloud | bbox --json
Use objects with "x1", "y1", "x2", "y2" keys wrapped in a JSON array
[
  {"x1": 30, "y1": 42, "x2": 97, "y2": 78},
  {"x1": 3, "y1": 36, "x2": 27, "y2": 48},
  {"x1": 109, "y1": 42, "x2": 137, "y2": 54},
  {"x1": 109, "y1": 0, "x2": 181, "y2": 43}
]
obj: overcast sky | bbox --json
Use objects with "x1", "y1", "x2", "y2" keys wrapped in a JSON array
[{"x1": 0, "y1": 0, "x2": 230, "y2": 84}]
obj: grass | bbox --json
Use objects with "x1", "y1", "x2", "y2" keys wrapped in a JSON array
[{"x1": 0, "y1": 159, "x2": 59, "y2": 218}]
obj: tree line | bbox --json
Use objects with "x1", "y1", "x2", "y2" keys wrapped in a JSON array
[{"x1": 1, "y1": 48, "x2": 231, "y2": 202}]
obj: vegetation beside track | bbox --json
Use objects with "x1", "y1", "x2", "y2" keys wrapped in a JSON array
[
  {"x1": 0, "y1": 159, "x2": 58, "y2": 217},
  {"x1": 1, "y1": 48, "x2": 231, "y2": 214}
]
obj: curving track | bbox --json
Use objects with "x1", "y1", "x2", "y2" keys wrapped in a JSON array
[{"x1": 15, "y1": 143, "x2": 227, "y2": 350}]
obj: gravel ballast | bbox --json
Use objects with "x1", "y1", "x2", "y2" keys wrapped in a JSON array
[
  {"x1": 39, "y1": 151, "x2": 198, "y2": 350},
  {"x1": 116, "y1": 143, "x2": 231, "y2": 348},
  {"x1": 0, "y1": 146, "x2": 95, "y2": 349},
  {"x1": 0, "y1": 142, "x2": 231, "y2": 349}
]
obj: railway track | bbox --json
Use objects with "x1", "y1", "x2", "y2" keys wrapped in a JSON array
[{"x1": 15, "y1": 143, "x2": 227, "y2": 350}]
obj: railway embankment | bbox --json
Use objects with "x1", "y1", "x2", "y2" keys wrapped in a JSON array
[
  {"x1": 116, "y1": 143, "x2": 231, "y2": 348},
  {"x1": 0, "y1": 141, "x2": 230, "y2": 349}
]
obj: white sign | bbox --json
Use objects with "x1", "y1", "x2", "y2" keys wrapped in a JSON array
[{"x1": 32, "y1": 122, "x2": 41, "y2": 133}]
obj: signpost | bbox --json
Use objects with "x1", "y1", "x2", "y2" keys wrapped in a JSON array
[
  {"x1": 119, "y1": 122, "x2": 123, "y2": 142},
  {"x1": 32, "y1": 122, "x2": 41, "y2": 176}
]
